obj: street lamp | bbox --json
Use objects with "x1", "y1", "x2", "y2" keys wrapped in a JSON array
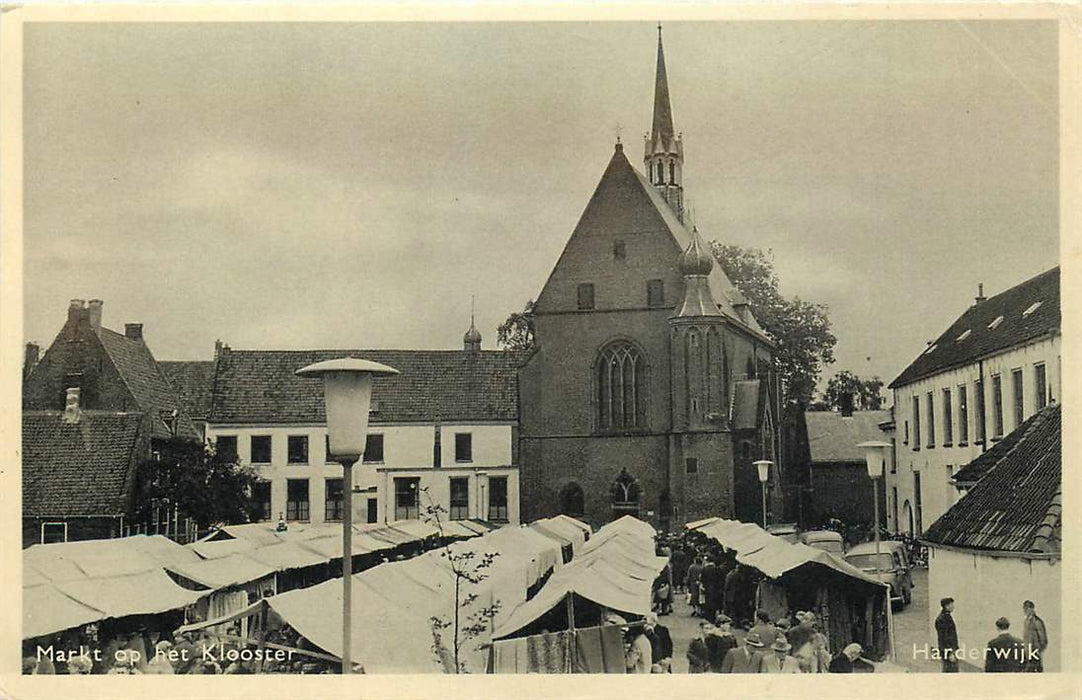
[
  {"x1": 296, "y1": 357, "x2": 399, "y2": 674},
  {"x1": 753, "y1": 460, "x2": 773, "y2": 529},
  {"x1": 857, "y1": 440, "x2": 891, "y2": 578}
]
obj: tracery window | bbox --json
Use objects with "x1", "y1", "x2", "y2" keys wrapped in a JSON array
[{"x1": 597, "y1": 341, "x2": 647, "y2": 431}]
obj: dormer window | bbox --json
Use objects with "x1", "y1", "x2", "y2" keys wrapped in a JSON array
[
  {"x1": 988, "y1": 316, "x2": 1004, "y2": 330},
  {"x1": 1022, "y1": 301, "x2": 1042, "y2": 317},
  {"x1": 956, "y1": 329, "x2": 971, "y2": 342},
  {"x1": 925, "y1": 343, "x2": 937, "y2": 354}
]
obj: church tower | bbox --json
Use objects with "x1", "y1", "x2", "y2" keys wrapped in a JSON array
[{"x1": 645, "y1": 24, "x2": 685, "y2": 222}]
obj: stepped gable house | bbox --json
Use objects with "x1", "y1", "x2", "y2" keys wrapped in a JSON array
[{"x1": 518, "y1": 28, "x2": 782, "y2": 530}]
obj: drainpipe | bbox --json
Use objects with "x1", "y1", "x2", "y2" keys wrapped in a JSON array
[{"x1": 978, "y1": 359, "x2": 986, "y2": 454}]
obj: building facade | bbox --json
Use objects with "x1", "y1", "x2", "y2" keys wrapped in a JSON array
[
  {"x1": 886, "y1": 268, "x2": 1060, "y2": 535},
  {"x1": 518, "y1": 29, "x2": 781, "y2": 530}
]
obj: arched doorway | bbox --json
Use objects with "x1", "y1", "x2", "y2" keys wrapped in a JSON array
[
  {"x1": 902, "y1": 500, "x2": 914, "y2": 536},
  {"x1": 559, "y1": 482, "x2": 585, "y2": 518},
  {"x1": 610, "y1": 469, "x2": 641, "y2": 520},
  {"x1": 658, "y1": 489, "x2": 672, "y2": 533}
]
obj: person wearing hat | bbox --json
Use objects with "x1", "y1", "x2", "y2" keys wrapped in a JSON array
[
  {"x1": 984, "y1": 617, "x2": 1025, "y2": 673},
  {"x1": 935, "y1": 597, "x2": 960, "y2": 673},
  {"x1": 720, "y1": 631, "x2": 765, "y2": 673},
  {"x1": 763, "y1": 637, "x2": 801, "y2": 674},
  {"x1": 749, "y1": 609, "x2": 777, "y2": 651},
  {"x1": 828, "y1": 643, "x2": 863, "y2": 673},
  {"x1": 686, "y1": 621, "x2": 712, "y2": 673},
  {"x1": 707, "y1": 614, "x2": 738, "y2": 672}
]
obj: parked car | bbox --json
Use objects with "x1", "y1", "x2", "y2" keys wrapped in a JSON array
[
  {"x1": 766, "y1": 523, "x2": 801, "y2": 544},
  {"x1": 843, "y1": 540, "x2": 913, "y2": 607},
  {"x1": 800, "y1": 530, "x2": 845, "y2": 555}
]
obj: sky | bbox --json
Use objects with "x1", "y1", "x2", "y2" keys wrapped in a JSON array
[{"x1": 22, "y1": 20, "x2": 1059, "y2": 393}]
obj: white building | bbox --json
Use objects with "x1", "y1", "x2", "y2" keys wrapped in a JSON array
[
  {"x1": 885, "y1": 267, "x2": 1060, "y2": 535},
  {"x1": 165, "y1": 325, "x2": 523, "y2": 528}
]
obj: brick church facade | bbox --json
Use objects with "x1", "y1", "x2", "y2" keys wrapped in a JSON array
[{"x1": 518, "y1": 29, "x2": 782, "y2": 530}]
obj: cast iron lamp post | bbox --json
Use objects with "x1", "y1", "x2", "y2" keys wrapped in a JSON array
[
  {"x1": 753, "y1": 460, "x2": 774, "y2": 529},
  {"x1": 857, "y1": 440, "x2": 891, "y2": 578},
  {"x1": 296, "y1": 357, "x2": 399, "y2": 674}
]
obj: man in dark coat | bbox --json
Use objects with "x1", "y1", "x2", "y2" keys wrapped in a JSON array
[
  {"x1": 985, "y1": 617, "x2": 1025, "y2": 673},
  {"x1": 720, "y1": 631, "x2": 765, "y2": 673},
  {"x1": 644, "y1": 613, "x2": 673, "y2": 673},
  {"x1": 686, "y1": 622, "x2": 711, "y2": 673},
  {"x1": 935, "y1": 597, "x2": 959, "y2": 673},
  {"x1": 707, "y1": 614, "x2": 738, "y2": 672},
  {"x1": 700, "y1": 558, "x2": 718, "y2": 622},
  {"x1": 1022, "y1": 600, "x2": 1048, "y2": 672}
]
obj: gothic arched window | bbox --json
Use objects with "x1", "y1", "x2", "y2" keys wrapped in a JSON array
[
  {"x1": 669, "y1": 160, "x2": 676, "y2": 183},
  {"x1": 559, "y1": 482, "x2": 585, "y2": 517},
  {"x1": 597, "y1": 340, "x2": 647, "y2": 431},
  {"x1": 611, "y1": 470, "x2": 641, "y2": 518},
  {"x1": 657, "y1": 159, "x2": 665, "y2": 185}
]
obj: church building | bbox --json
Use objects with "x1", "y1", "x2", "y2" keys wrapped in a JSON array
[{"x1": 518, "y1": 28, "x2": 782, "y2": 530}]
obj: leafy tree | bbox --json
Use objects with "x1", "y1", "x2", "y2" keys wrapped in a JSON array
[
  {"x1": 812, "y1": 370, "x2": 885, "y2": 411},
  {"x1": 496, "y1": 300, "x2": 536, "y2": 352},
  {"x1": 420, "y1": 488, "x2": 501, "y2": 673},
  {"x1": 133, "y1": 437, "x2": 261, "y2": 531},
  {"x1": 710, "y1": 243, "x2": 836, "y2": 411}
]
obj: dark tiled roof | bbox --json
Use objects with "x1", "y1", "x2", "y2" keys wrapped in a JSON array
[
  {"x1": 923, "y1": 403, "x2": 1060, "y2": 554},
  {"x1": 890, "y1": 268, "x2": 1059, "y2": 388},
  {"x1": 804, "y1": 410, "x2": 892, "y2": 463},
  {"x1": 731, "y1": 380, "x2": 761, "y2": 430},
  {"x1": 159, "y1": 361, "x2": 215, "y2": 419},
  {"x1": 22, "y1": 411, "x2": 145, "y2": 517},
  {"x1": 209, "y1": 349, "x2": 523, "y2": 424},
  {"x1": 98, "y1": 329, "x2": 199, "y2": 440}
]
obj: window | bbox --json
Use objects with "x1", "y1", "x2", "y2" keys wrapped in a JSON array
[
  {"x1": 576, "y1": 283, "x2": 595, "y2": 310},
  {"x1": 433, "y1": 425, "x2": 442, "y2": 468},
  {"x1": 41, "y1": 522, "x2": 67, "y2": 545},
  {"x1": 613, "y1": 240, "x2": 626, "y2": 260},
  {"x1": 657, "y1": 159, "x2": 665, "y2": 185},
  {"x1": 903, "y1": 421, "x2": 909, "y2": 445},
  {"x1": 449, "y1": 477, "x2": 469, "y2": 520},
  {"x1": 1035, "y1": 364, "x2": 1048, "y2": 410},
  {"x1": 685, "y1": 457, "x2": 699, "y2": 474},
  {"x1": 890, "y1": 438, "x2": 897, "y2": 474},
  {"x1": 926, "y1": 392, "x2": 935, "y2": 448},
  {"x1": 454, "y1": 433, "x2": 473, "y2": 462},
  {"x1": 366, "y1": 498, "x2": 378, "y2": 524},
  {"x1": 216, "y1": 435, "x2": 238, "y2": 462},
  {"x1": 956, "y1": 329, "x2": 971, "y2": 342},
  {"x1": 611, "y1": 470, "x2": 640, "y2": 517},
  {"x1": 669, "y1": 160, "x2": 676, "y2": 183},
  {"x1": 975, "y1": 379, "x2": 987, "y2": 443},
  {"x1": 891, "y1": 487, "x2": 898, "y2": 531},
  {"x1": 363, "y1": 434, "x2": 384, "y2": 463},
  {"x1": 559, "y1": 483, "x2": 585, "y2": 517},
  {"x1": 488, "y1": 476, "x2": 509, "y2": 522},
  {"x1": 992, "y1": 374, "x2": 1004, "y2": 438},
  {"x1": 253, "y1": 481, "x2": 271, "y2": 521},
  {"x1": 286, "y1": 479, "x2": 309, "y2": 521},
  {"x1": 741, "y1": 441, "x2": 752, "y2": 461},
  {"x1": 597, "y1": 341, "x2": 647, "y2": 431},
  {"x1": 251, "y1": 435, "x2": 272, "y2": 464},
  {"x1": 287, "y1": 435, "x2": 309, "y2": 464},
  {"x1": 942, "y1": 388, "x2": 953, "y2": 446},
  {"x1": 325, "y1": 478, "x2": 344, "y2": 522},
  {"x1": 394, "y1": 477, "x2": 420, "y2": 521},
  {"x1": 958, "y1": 385, "x2": 969, "y2": 445},
  {"x1": 913, "y1": 472, "x2": 923, "y2": 535},
  {"x1": 1022, "y1": 301, "x2": 1042, "y2": 317},
  {"x1": 1012, "y1": 368, "x2": 1024, "y2": 428},
  {"x1": 647, "y1": 279, "x2": 665, "y2": 307},
  {"x1": 988, "y1": 316, "x2": 1004, "y2": 330},
  {"x1": 912, "y1": 398, "x2": 921, "y2": 451}
]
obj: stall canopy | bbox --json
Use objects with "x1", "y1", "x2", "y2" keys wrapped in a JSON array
[
  {"x1": 262, "y1": 523, "x2": 565, "y2": 673},
  {"x1": 529, "y1": 516, "x2": 589, "y2": 556}
]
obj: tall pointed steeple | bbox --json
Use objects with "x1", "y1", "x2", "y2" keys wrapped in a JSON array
[{"x1": 645, "y1": 23, "x2": 685, "y2": 222}]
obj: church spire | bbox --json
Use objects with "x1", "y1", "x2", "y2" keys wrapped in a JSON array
[{"x1": 645, "y1": 23, "x2": 685, "y2": 222}]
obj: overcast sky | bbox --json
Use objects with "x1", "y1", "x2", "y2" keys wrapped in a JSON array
[{"x1": 23, "y1": 20, "x2": 1058, "y2": 391}]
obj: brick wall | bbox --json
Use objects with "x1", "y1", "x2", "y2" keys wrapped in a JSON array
[{"x1": 808, "y1": 461, "x2": 888, "y2": 527}]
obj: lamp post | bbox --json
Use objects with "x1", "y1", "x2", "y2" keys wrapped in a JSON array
[
  {"x1": 296, "y1": 357, "x2": 399, "y2": 674},
  {"x1": 857, "y1": 441, "x2": 890, "y2": 577},
  {"x1": 753, "y1": 460, "x2": 773, "y2": 529}
]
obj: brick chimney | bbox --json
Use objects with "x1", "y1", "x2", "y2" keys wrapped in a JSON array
[
  {"x1": 839, "y1": 392, "x2": 854, "y2": 418},
  {"x1": 87, "y1": 299, "x2": 103, "y2": 335},
  {"x1": 125, "y1": 323, "x2": 143, "y2": 341},
  {"x1": 24, "y1": 342, "x2": 39, "y2": 378},
  {"x1": 63, "y1": 387, "x2": 81, "y2": 424},
  {"x1": 974, "y1": 283, "x2": 986, "y2": 305},
  {"x1": 68, "y1": 299, "x2": 86, "y2": 323}
]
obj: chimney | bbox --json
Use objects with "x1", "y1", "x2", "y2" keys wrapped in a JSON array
[
  {"x1": 63, "y1": 387, "x2": 81, "y2": 423},
  {"x1": 68, "y1": 299, "x2": 86, "y2": 323},
  {"x1": 839, "y1": 392, "x2": 854, "y2": 418},
  {"x1": 731, "y1": 289, "x2": 749, "y2": 322},
  {"x1": 24, "y1": 342, "x2": 40, "y2": 378},
  {"x1": 125, "y1": 323, "x2": 143, "y2": 341},
  {"x1": 87, "y1": 299, "x2": 103, "y2": 335},
  {"x1": 975, "y1": 283, "x2": 986, "y2": 305}
]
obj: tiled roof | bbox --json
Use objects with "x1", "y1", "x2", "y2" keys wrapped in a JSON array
[
  {"x1": 804, "y1": 410, "x2": 892, "y2": 463},
  {"x1": 209, "y1": 349, "x2": 523, "y2": 424},
  {"x1": 889, "y1": 268, "x2": 1059, "y2": 388},
  {"x1": 922, "y1": 403, "x2": 1060, "y2": 554},
  {"x1": 160, "y1": 361, "x2": 215, "y2": 419},
  {"x1": 22, "y1": 411, "x2": 146, "y2": 517},
  {"x1": 98, "y1": 329, "x2": 199, "y2": 439},
  {"x1": 731, "y1": 379, "x2": 761, "y2": 430}
]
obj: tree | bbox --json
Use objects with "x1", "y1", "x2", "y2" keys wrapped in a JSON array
[
  {"x1": 133, "y1": 437, "x2": 261, "y2": 531},
  {"x1": 496, "y1": 300, "x2": 536, "y2": 352},
  {"x1": 812, "y1": 370, "x2": 885, "y2": 411},
  {"x1": 420, "y1": 488, "x2": 501, "y2": 673},
  {"x1": 710, "y1": 243, "x2": 837, "y2": 411}
]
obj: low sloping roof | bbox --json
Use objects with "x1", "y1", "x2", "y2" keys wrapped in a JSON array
[
  {"x1": 923, "y1": 403, "x2": 1061, "y2": 554},
  {"x1": 209, "y1": 348, "x2": 522, "y2": 424},
  {"x1": 805, "y1": 410, "x2": 892, "y2": 463},
  {"x1": 23, "y1": 584, "x2": 107, "y2": 640},
  {"x1": 98, "y1": 328, "x2": 200, "y2": 439},
  {"x1": 890, "y1": 267, "x2": 1059, "y2": 389},
  {"x1": 166, "y1": 553, "x2": 276, "y2": 590},
  {"x1": 159, "y1": 360, "x2": 215, "y2": 419},
  {"x1": 22, "y1": 411, "x2": 144, "y2": 517}
]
